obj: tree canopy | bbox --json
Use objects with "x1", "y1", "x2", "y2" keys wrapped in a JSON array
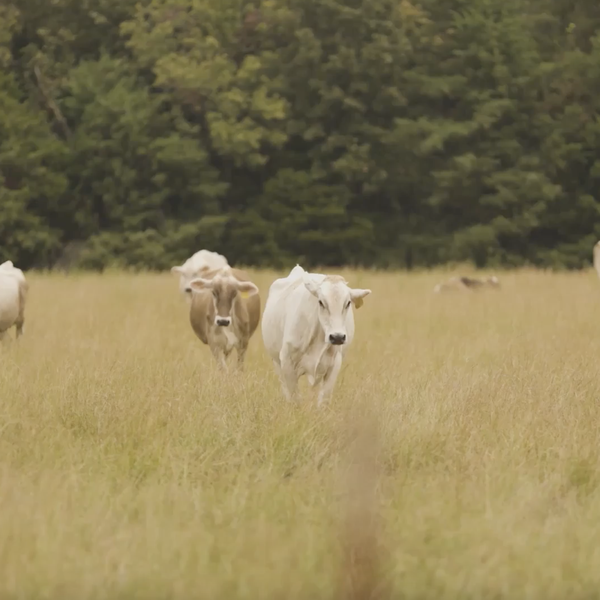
[{"x1": 2, "y1": 0, "x2": 600, "y2": 270}]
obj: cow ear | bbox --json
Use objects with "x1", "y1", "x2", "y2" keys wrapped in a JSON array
[
  {"x1": 237, "y1": 281, "x2": 259, "y2": 297},
  {"x1": 302, "y1": 273, "x2": 320, "y2": 297},
  {"x1": 189, "y1": 278, "x2": 213, "y2": 292},
  {"x1": 350, "y1": 288, "x2": 371, "y2": 309},
  {"x1": 171, "y1": 266, "x2": 184, "y2": 274}
]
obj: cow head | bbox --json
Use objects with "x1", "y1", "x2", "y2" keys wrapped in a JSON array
[
  {"x1": 303, "y1": 274, "x2": 371, "y2": 346},
  {"x1": 189, "y1": 272, "x2": 259, "y2": 327},
  {"x1": 171, "y1": 265, "x2": 210, "y2": 298}
]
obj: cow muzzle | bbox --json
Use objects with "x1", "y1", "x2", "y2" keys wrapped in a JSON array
[
  {"x1": 328, "y1": 333, "x2": 346, "y2": 345},
  {"x1": 216, "y1": 317, "x2": 231, "y2": 327}
]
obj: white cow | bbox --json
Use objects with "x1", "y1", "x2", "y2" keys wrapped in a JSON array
[
  {"x1": 261, "y1": 265, "x2": 371, "y2": 406},
  {"x1": 171, "y1": 250, "x2": 229, "y2": 299},
  {"x1": 0, "y1": 261, "x2": 28, "y2": 341}
]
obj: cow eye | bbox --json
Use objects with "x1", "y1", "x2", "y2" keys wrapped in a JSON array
[
  {"x1": 318, "y1": 300, "x2": 325, "y2": 309},
  {"x1": 345, "y1": 301, "x2": 351, "y2": 309}
]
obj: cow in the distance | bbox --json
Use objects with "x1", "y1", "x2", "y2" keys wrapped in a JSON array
[
  {"x1": 0, "y1": 261, "x2": 29, "y2": 341},
  {"x1": 188, "y1": 266, "x2": 260, "y2": 370},
  {"x1": 171, "y1": 250, "x2": 229, "y2": 300},
  {"x1": 261, "y1": 265, "x2": 371, "y2": 406},
  {"x1": 433, "y1": 275, "x2": 500, "y2": 293}
]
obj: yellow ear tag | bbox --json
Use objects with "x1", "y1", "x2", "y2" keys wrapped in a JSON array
[{"x1": 240, "y1": 291, "x2": 249, "y2": 299}]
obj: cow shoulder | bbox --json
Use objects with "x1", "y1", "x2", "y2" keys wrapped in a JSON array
[
  {"x1": 189, "y1": 291, "x2": 213, "y2": 345},
  {"x1": 281, "y1": 283, "x2": 315, "y2": 336}
]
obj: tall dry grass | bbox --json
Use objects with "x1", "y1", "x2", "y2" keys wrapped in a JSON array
[{"x1": 2, "y1": 268, "x2": 600, "y2": 598}]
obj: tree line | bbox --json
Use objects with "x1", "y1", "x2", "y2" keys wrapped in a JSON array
[{"x1": 2, "y1": 0, "x2": 600, "y2": 271}]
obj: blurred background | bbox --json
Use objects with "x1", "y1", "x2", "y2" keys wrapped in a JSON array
[{"x1": 2, "y1": 0, "x2": 600, "y2": 272}]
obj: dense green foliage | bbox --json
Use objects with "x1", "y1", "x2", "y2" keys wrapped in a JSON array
[{"x1": 2, "y1": 0, "x2": 600, "y2": 270}]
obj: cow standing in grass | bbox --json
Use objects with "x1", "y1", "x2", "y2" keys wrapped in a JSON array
[
  {"x1": 0, "y1": 261, "x2": 28, "y2": 341},
  {"x1": 261, "y1": 265, "x2": 371, "y2": 406},
  {"x1": 187, "y1": 266, "x2": 260, "y2": 370}
]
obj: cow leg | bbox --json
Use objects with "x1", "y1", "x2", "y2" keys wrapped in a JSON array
[
  {"x1": 274, "y1": 362, "x2": 290, "y2": 398},
  {"x1": 271, "y1": 359, "x2": 280, "y2": 375},
  {"x1": 236, "y1": 343, "x2": 248, "y2": 371},
  {"x1": 210, "y1": 345, "x2": 228, "y2": 370},
  {"x1": 279, "y1": 346, "x2": 299, "y2": 402},
  {"x1": 271, "y1": 359, "x2": 284, "y2": 384},
  {"x1": 317, "y1": 352, "x2": 343, "y2": 407},
  {"x1": 222, "y1": 347, "x2": 234, "y2": 368},
  {"x1": 15, "y1": 319, "x2": 24, "y2": 339}
]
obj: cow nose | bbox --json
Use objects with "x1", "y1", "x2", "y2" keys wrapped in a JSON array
[
  {"x1": 216, "y1": 318, "x2": 231, "y2": 327},
  {"x1": 329, "y1": 333, "x2": 346, "y2": 345}
]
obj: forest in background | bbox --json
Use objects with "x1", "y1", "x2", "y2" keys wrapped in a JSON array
[{"x1": 2, "y1": 0, "x2": 600, "y2": 271}]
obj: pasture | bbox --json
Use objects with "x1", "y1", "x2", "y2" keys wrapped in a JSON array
[{"x1": 2, "y1": 268, "x2": 600, "y2": 599}]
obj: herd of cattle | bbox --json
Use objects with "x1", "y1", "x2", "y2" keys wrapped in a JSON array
[
  {"x1": 0, "y1": 251, "x2": 371, "y2": 405},
  {"x1": 2, "y1": 241, "x2": 600, "y2": 405},
  {"x1": 169, "y1": 250, "x2": 372, "y2": 405}
]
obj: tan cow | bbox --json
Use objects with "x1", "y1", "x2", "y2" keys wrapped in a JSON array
[
  {"x1": 0, "y1": 261, "x2": 29, "y2": 341},
  {"x1": 433, "y1": 275, "x2": 500, "y2": 293},
  {"x1": 188, "y1": 266, "x2": 260, "y2": 369}
]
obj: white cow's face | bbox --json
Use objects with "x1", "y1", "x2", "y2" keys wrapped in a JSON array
[{"x1": 303, "y1": 274, "x2": 371, "y2": 346}]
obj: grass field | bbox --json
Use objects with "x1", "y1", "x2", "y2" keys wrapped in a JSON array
[{"x1": 2, "y1": 267, "x2": 600, "y2": 599}]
